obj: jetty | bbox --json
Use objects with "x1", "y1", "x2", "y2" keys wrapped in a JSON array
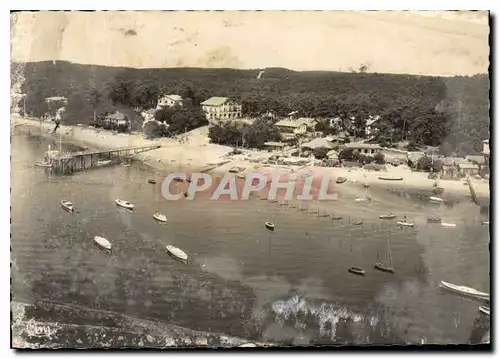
[{"x1": 45, "y1": 145, "x2": 161, "y2": 174}]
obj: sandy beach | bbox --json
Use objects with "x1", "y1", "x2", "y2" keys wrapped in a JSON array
[{"x1": 12, "y1": 115, "x2": 490, "y2": 202}]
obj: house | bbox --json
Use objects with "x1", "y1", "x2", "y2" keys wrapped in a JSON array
[
  {"x1": 465, "y1": 155, "x2": 486, "y2": 166},
  {"x1": 482, "y1": 139, "x2": 490, "y2": 156},
  {"x1": 381, "y1": 148, "x2": 408, "y2": 165},
  {"x1": 141, "y1": 109, "x2": 157, "y2": 122},
  {"x1": 441, "y1": 157, "x2": 468, "y2": 174},
  {"x1": 263, "y1": 141, "x2": 287, "y2": 152},
  {"x1": 201, "y1": 97, "x2": 242, "y2": 122},
  {"x1": 298, "y1": 118, "x2": 318, "y2": 131},
  {"x1": 344, "y1": 143, "x2": 381, "y2": 156},
  {"x1": 365, "y1": 115, "x2": 380, "y2": 136},
  {"x1": 156, "y1": 94, "x2": 182, "y2": 109},
  {"x1": 275, "y1": 119, "x2": 308, "y2": 141},
  {"x1": 104, "y1": 111, "x2": 130, "y2": 130},
  {"x1": 458, "y1": 163, "x2": 480, "y2": 176},
  {"x1": 300, "y1": 138, "x2": 335, "y2": 151}
]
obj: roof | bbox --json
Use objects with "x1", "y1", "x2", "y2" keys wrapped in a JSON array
[
  {"x1": 161, "y1": 94, "x2": 182, "y2": 101},
  {"x1": 466, "y1": 155, "x2": 486, "y2": 164},
  {"x1": 300, "y1": 138, "x2": 334, "y2": 150},
  {"x1": 275, "y1": 119, "x2": 306, "y2": 128},
  {"x1": 345, "y1": 143, "x2": 381, "y2": 150},
  {"x1": 201, "y1": 97, "x2": 229, "y2": 106},
  {"x1": 297, "y1": 118, "x2": 318, "y2": 127},
  {"x1": 263, "y1": 141, "x2": 286, "y2": 147},
  {"x1": 105, "y1": 112, "x2": 126, "y2": 120},
  {"x1": 458, "y1": 163, "x2": 479, "y2": 170}
]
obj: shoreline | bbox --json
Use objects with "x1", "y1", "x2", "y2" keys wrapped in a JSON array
[{"x1": 12, "y1": 116, "x2": 490, "y2": 202}]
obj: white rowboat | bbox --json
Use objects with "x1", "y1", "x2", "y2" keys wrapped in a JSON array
[
  {"x1": 479, "y1": 306, "x2": 490, "y2": 316},
  {"x1": 60, "y1": 200, "x2": 74, "y2": 212},
  {"x1": 429, "y1": 196, "x2": 444, "y2": 204},
  {"x1": 441, "y1": 223, "x2": 456, "y2": 228},
  {"x1": 115, "y1": 199, "x2": 134, "y2": 210},
  {"x1": 439, "y1": 281, "x2": 489, "y2": 301},
  {"x1": 153, "y1": 212, "x2": 167, "y2": 223},
  {"x1": 35, "y1": 162, "x2": 53, "y2": 168},
  {"x1": 94, "y1": 236, "x2": 111, "y2": 251},
  {"x1": 97, "y1": 160, "x2": 112, "y2": 166},
  {"x1": 397, "y1": 221, "x2": 415, "y2": 227},
  {"x1": 166, "y1": 245, "x2": 188, "y2": 261}
]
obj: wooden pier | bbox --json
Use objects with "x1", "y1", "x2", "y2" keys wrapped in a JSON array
[{"x1": 48, "y1": 145, "x2": 161, "y2": 174}]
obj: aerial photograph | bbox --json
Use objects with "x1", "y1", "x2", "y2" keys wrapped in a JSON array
[{"x1": 10, "y1": 10, "x2": 490, "y2": 348}]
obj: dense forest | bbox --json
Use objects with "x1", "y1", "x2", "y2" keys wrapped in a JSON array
[{"x1": 13, "y1": 61, "x2": 490, "y2": 155}]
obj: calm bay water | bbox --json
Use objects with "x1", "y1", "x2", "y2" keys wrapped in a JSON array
[{"x1": 11, "y1": 133, "x2": 491, "y2": 346}]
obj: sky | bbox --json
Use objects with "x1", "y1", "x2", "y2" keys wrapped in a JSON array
[{"x1": 10, "y1": 11, "x2": 489, "y2": 76}]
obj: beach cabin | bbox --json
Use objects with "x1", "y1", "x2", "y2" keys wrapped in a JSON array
[
  {"x1": 458, "y1": 163, "x2": 480, "y2": 177},
  {"x1": 344, "y1": 143, "x2": 381, "y2": 156},
  {"x1": 263, "y1": 141, "x2": 287, "y2": 152}
]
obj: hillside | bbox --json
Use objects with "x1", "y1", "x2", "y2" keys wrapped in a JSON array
[{"x1": 13, "y1": 61, "x2": 490, "y2": 154}]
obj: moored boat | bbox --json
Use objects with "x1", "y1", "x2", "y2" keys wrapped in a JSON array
[
  {"x1": 148, "y1": 179, "x2": 157, "y2": 184},
  {"x1": 441, "y1": 222, "x2": 456, "y2": 228},
  {"x1": 479, "y1": 306, "x2": 490, "y2": 316},
  {"x1": 336, "y1": 176, "x2": 347, "y2": 184},
  {"x1": 397, "y1": 221, "x2": 415, "y2": 228},
  {"x1": 35, "y1": 161, "x2": 52, "y2": 168},
  {"x1": 379, "y1": 214, "x2": 396, "y2": 220},
  {"x1": 94, "y1": 236, "x2": 111, "y2": 251},
  {"x1": 153, "y1": 212, "x2": 167, "y2": 223},
  {"x1": 354, "y1": 197, "x2": 369, "y2": 203},
  {"x1": 348, "y1": 267, "x2": 365, "y2": 276},
  {"x1": 354, "y1": 220, "x2": 363, "y2": 226},
  {"x1": 331, "y1": 216, "x2": 342, "y2": 220},
  {"x1": 60, "y1": 200, "x2": 74, "y2": 212},
  {"x1": 378, "y1": 176, "x2": 403, "y2": 181},
  {"x1": 374, "y1": 262, "x2": 395, "y2": 273},
  {"x1": 439, "y1": 281, "x2": 489, "y2": 301},
  {"x1": 429, "y1": 196, "x2": 444, "y2": 204},
  {"x1": 265, "y1": 221, "x2": 275, "y2": 230},
  {"x1": 97, "y1": 160, "x2": 112, "y2": 166},
  {"x1": 166, "y1": 245, "x2": 188, "y2": 261},
  {"x1": 115, "y1": 199, "x2": 134, "y2": 210},
  {"x1": 433, "y1": 187, "x2": 444, "y2": 195}
]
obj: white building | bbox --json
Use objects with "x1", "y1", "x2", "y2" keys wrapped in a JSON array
[
  {"x1": 156, "y1": 94, "x2": 183, "y2": 109},
  {"x1": 201, "y1": 97, "x2": 242, "y2": 122}
]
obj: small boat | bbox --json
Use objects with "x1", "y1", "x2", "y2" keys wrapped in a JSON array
[
  {"x1": 354, "y1": 220, "x2": 363, "y2": 226},
  {"x1": 429, "y1": 196, "x2": 444, "y2": 204},
  {"x1": 441, "y1": 222, "x2": 456, "y2": 228},
  {"x1": 375, "y1": 233, "x2": 395, "y2": 273},
  {"x1": 378, "y1": 176, "x2": 403, "y2": 181},
  {"x1": 479, "y1": 306, "x2": 490, "y2": 316},
  {"x1": 433, "y1": 187, "x2": 444, "y2": 195},
  {"x1": 335, "y1": 176, "x2": 347, "y2": 184},
  {"x1": 166, "y1": 245, "x2": 188, "y2": 261},
  {"x1": 482, "y1": 221, "x2": 490, "y2": 225},
  {"x1": 427, "y1": 216, "x2": 442, "y2": 223},
  {"x1": 153, "y1": 212, "x2": 167, "y2": 223},
  {"x1": 239, "y1": 343, "x2": 257, "y2": 348},
  {"x1": 331, "y1": 216, "x2": 342, "y2": 220},
  {"x1": 397, "y1": 221, "x2": 415, "y2": 228},
  {"x1": 265, "y1": 221, "x2": 275, "y2": 230},
  {"x1": 60, "y1": 200, "x2": 74, "y2": 212},
  {"x1": 354, "y1": 197, "x2": 369, "y2": 202},
  {"x1": 115, "y1": 199, "x2": 134, "y2": 210},
  {"x1": 122, "y1": 163, "x2": 131, "y2": 167},
  {"x1": 439, "y1": 281, "x2": 489, "y2": 301},
  {"x1": 379, "y1": 214, "x2": 396, "y2": 220},
  {"x1": 348, "y1": 267, "x2": 365, "y2": 276},
  {"x1": 35, "y1": 161, "x2": 52, "y2": 168},
  {"x1": 229, "y1": 167, "x2": 245, "y2": 173},
  {"x1": 97, "y1": 160, "x2": 112, "y2": 166},
  {"x1": 374, "y1": 262, "x2": 395, "y2": 273},
  {"x1": 94, "y1": 236, "x2": 111, "y2": 251},
  {"x1": 148, "y1": 179, "x2": 157, "y2": 184}
]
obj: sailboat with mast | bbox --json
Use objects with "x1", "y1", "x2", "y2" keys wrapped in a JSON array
[{"x1": 374, "y1": 231, "x2": 395, "y2": 273}]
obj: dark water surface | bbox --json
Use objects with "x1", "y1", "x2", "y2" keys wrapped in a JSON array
[{"x1": 11, "y1": 134, "x2": 491, "y2": 346}]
